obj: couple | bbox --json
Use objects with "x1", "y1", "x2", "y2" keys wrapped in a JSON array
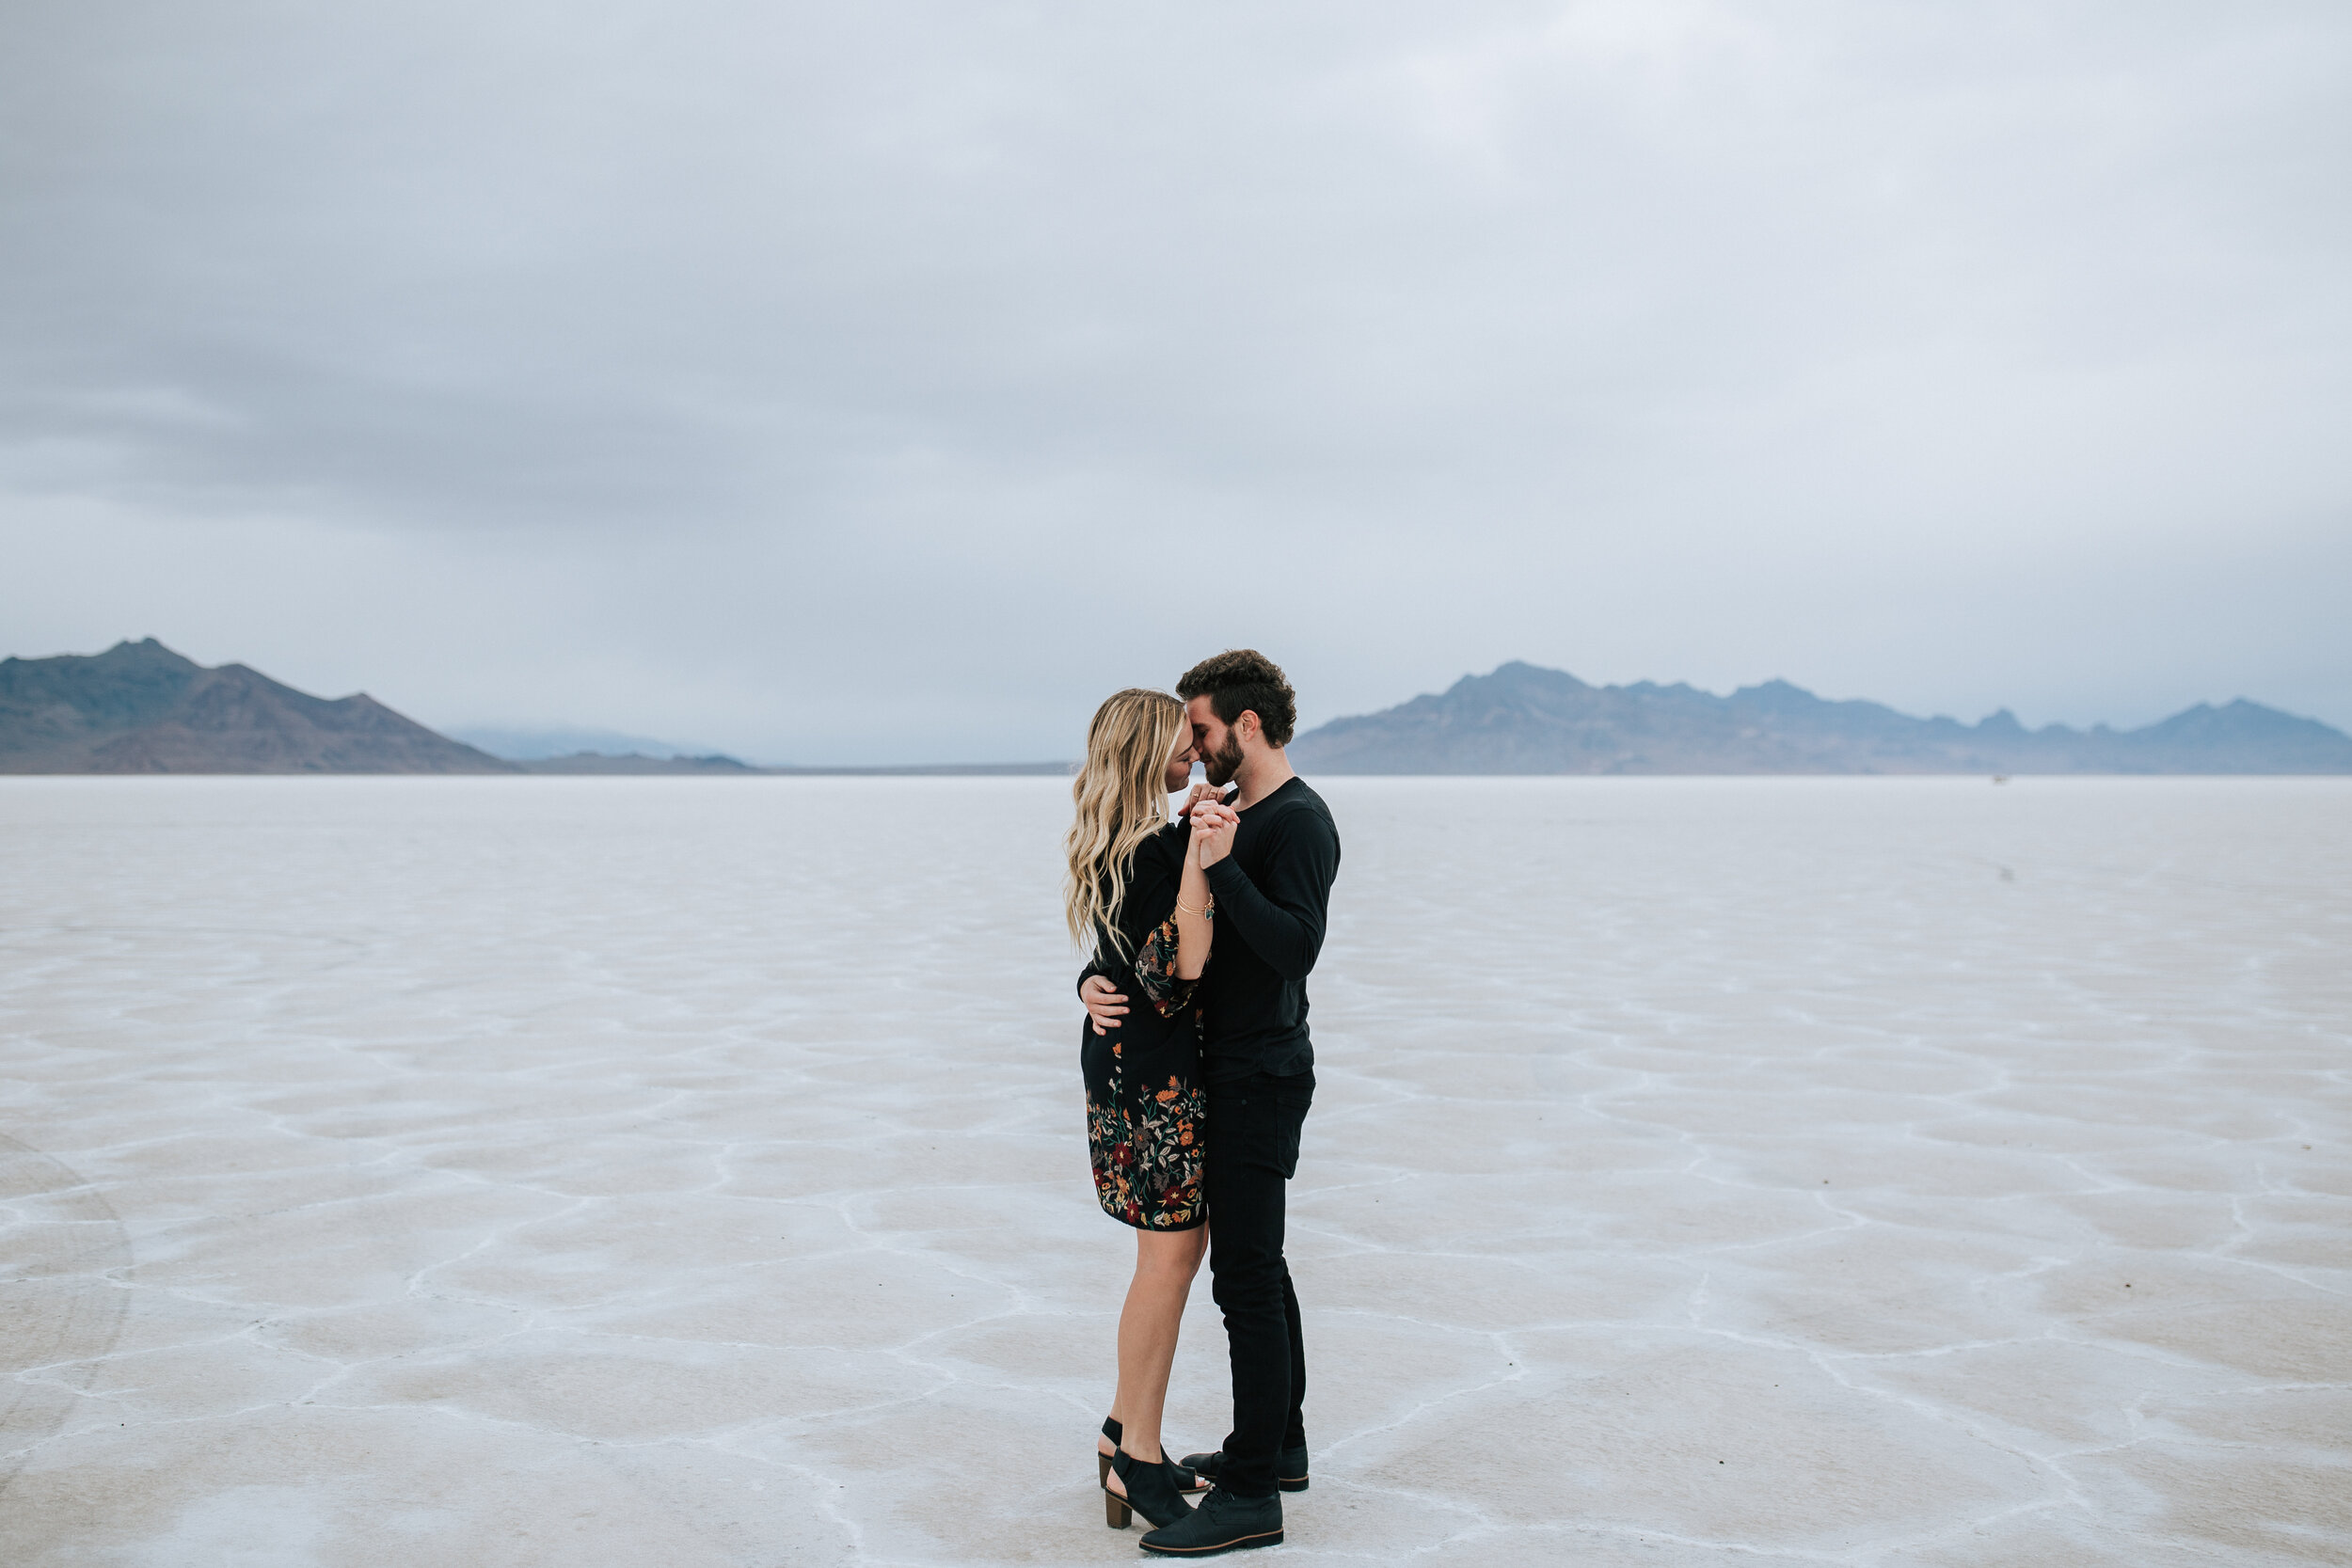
[{"x1": 1062, "y1": 650, "x2": 1341, "y2": 1558}]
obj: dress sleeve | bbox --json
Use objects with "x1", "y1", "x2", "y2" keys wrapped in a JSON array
[{"x1": 1132, "y1": 906, "x2": 1212, "y2": 1017}]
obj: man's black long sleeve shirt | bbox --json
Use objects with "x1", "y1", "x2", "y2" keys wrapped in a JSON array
[{"x1": 1199, "y1": 777, "x2": 1341, "y2": 1083}]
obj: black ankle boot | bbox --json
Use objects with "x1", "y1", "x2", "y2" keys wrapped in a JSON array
[
  {"x1": 1139, "y1": 1485, "x2": 1283, "y2": 1556},
  {"x1": 1178, "y1": 1441, "x2": 1310, "y2": 1493},
  {"x1": 1103, "y1": 1418, "x2": 1208, "y2": 1494},
  {"x1": 1104, "y1": 1449, "x2": 1196, "y2": 1530}
]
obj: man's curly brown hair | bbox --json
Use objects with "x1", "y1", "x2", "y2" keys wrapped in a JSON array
[{"x1": 1176, "y1": 649, "x2": 1297, "y2": 748}]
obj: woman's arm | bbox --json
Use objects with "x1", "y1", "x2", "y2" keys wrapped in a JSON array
[{"x1": 1172, "y1": 821, "x2": 1216, "y2": 981}]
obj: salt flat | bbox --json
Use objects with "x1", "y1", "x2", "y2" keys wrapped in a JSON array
[{"x1": 0, "y1": 775, "x2": 2345, "y2": 1567}]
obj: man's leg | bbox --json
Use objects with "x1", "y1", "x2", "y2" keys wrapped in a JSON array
[
  {"x1": 1281, "y1": 1261, "x2": 1307, "y2": 1453},
  {"x1": 1203, "y1": 1070, "x2": 1313, "y2": 1498}
]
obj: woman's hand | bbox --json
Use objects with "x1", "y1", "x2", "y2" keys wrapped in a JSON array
[{"x1": 1190, "y1": 800, "x2": 1239, "y2": 868}]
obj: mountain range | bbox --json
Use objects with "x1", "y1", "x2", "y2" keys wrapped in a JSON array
[
  {"x1": 1287, "y1": 661, "x2": 2352, "y2": 774},
  {"x1": 5, "y1": 642, "x2": 2346, "y2": 775},
  {"x1": 0, "y1": 641, "x2": 1056, "y2": 774},
  {"x1": 0, "y1": 640, "x2": 514, "y2": 773}
]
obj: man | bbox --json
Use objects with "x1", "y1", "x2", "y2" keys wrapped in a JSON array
[{"x1": 1082, "y1": 649, "x2": 1341, "y2": 1557}]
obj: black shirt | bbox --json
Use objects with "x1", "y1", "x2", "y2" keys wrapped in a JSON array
[{"x1": 1197, "y1": 776, "x2": 1341, "y2": 1085}]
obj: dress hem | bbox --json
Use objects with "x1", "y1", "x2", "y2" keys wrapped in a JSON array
[{"x1": 1097, "y1": 1207, "x2": 1208, "y2": 1232}]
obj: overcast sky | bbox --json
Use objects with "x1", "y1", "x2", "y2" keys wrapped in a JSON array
[{"x1": 4, "y1": 1, "x2": 2346, "y2": 762}]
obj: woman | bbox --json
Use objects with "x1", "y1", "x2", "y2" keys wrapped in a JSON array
[{"x1": 1065, "y1": 688, "x2": 1231, "y2": 1532}]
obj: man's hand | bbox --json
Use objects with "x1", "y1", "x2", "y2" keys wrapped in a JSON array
[
  {"x1": 1080, "y1": 974, "x2": 1130, "y2": 1037},
  {"x1": 1190, "y1": 800, "x2": 1239, "y2": 868},
  {"x1": 1180, "y1": 782, "x2": 1223, "y2": 819}
]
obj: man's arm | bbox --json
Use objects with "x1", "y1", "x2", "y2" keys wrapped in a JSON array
[
  {"x1": 1201, "y1": 811, "x2": 1337, "y2": 982},
  {"x1": 1080, "y1": 972, "x2": 1128, "y2": 1033}
]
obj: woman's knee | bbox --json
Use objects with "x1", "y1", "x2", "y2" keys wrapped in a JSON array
[{"x1": 1135, "y1": 1227, "x2": 1207, "y2": 1279}]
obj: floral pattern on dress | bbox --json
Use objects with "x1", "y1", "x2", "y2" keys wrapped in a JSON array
[
  {"x1": 1087, "y1": 911, "x2": 1210, "y2": 1229},
  {"x1": 1088, "y1": 1066, "x2": 1206, "y2": 1228},
  {"x1": 1133, "y1": 911, "x2": 1205, "y2": 1018}
]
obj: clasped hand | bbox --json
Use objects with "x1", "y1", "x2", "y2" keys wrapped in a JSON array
[{"x1": 1187, "y1": 794, "x2": 1238, "y2": 868}]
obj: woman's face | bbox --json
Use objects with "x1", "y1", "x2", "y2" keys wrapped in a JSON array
[{"x1": 1162, "y1": 736, "x2": 1200, "y2": 795}]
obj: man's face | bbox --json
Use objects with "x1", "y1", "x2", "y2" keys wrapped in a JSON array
[{"x1": 1187, "y1": 694, "x2": 1248, "y2": 786}]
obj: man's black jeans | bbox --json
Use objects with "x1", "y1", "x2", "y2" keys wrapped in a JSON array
[{"x1": 1203, "y1": 1068, "x2": 1314, "y2": 1498}]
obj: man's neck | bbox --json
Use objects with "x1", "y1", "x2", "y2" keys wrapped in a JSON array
[{"x1": 1230, "y1": 749, "x2": 1296, "y2": 810}]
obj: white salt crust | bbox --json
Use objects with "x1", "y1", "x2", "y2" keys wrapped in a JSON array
[{"x1": 0, "y1": 775, "x2": 2345, "y2": 1565}]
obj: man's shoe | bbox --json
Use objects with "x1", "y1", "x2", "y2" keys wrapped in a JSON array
[
  {"x1": 1138, "y1": 1486, "x2": 1282, "y2": 1556},
  {"x1": 1178, "y1": 1443, "x2": 1309, "y2": 1493}
]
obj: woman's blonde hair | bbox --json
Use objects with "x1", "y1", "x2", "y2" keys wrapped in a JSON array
[{"x1": 1064, "y1": 688, "x2": 1188, "y2": 958}]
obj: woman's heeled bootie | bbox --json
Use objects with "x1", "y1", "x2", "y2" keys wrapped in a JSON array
[
  {"x1": 1103, "y1": 1448, "x2": 1196, "y2": 1530},
  {"x1": 1101, "y1": 1418, "x2": 1206, "y2": 1495}
]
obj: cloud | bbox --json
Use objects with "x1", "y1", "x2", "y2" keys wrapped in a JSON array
[{"x1": 3, "y1": 0, "x2": 2347, "y2": 760}]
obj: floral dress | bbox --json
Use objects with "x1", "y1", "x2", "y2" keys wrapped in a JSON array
[{"x1": 1081, "y1": 824, "x2": 1210, "y2": 1230}]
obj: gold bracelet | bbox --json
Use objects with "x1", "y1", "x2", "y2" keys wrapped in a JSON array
[{"x1": 1176, "y1": 897, "x2": 1213, "y2": 916}]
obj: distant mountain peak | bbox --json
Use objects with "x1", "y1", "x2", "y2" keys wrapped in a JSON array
[
  {"x1": 1469, "y1": 660, "x2": 1592, "y2": 693},
  {"x1": 1727, "y1": 678, "x2": 1828, "y2": 715}
]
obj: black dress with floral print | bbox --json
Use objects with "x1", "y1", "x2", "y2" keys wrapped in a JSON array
[{"x1": 1081, "y1": 821, "x2": 1210, "y2": 1230}]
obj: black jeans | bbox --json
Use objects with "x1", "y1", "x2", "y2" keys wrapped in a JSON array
[{"x1": 1203, "y1": 1068, "x2": 1313, "y2": 1498}]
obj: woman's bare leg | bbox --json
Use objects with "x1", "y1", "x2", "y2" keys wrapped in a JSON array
[{"x1": 1105, "y1": 1225, "x2": 1209, "y2": 1486}]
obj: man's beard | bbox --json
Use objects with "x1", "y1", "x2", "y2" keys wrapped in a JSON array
[{"x1": 1202, "y1": 734, "x2": 1246, "y2": 786}]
